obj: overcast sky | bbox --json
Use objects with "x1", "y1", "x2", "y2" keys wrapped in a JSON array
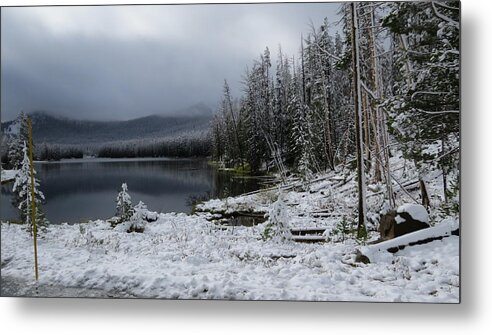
[{"x1": 1, "y1": 3, "x2": 341, "y2": 121}]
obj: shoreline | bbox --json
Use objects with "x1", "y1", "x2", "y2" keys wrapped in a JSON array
[{"x1": 1, "y1": 159, "x2": 460, "y2": 302}]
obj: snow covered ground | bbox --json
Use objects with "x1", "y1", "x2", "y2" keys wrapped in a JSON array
[
  {"x1": 1, "y1": 215, "x2": 459, "y2": 302},
  {"x1": 0, "y1": 152, "x2": 459, "y2": 302},
  {"x1": 1, "y1": 169, "x2": 17, "y2": 183}
]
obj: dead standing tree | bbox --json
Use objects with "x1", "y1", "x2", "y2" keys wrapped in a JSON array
[{"x1": 350, "y1": 2, "x2": 367, "y2": 239}]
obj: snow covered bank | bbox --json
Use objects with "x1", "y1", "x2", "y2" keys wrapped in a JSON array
[
  {"x1": 1, "y1": 169, "x2": 18, "y2": 184},
  {"x1": 1, "y1": 150, "x2": 459, "y2": 302},
  {"x1": 1, "y1": 212, "x2": 459, "y2": 302}
]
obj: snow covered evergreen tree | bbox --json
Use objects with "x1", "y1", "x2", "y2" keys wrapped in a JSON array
[
  {"x1": 263, "y1": 191, "x2": 292, "y2": 242},
  {"x1": 116, "y1": 183, "x2": 133, "y2": 222},
  {"x1": 7, "y1": 111, "x2": 30, "y2": 169},
  {"x1": 12, "y1": 142, "x2": 49, "y2": 235},
  {"x1": 128, "y1": 201, "x2": 147, "y2": 233},
  {"x1": 383, "y1": 1, "x2": 460, "y2": 202},
  {"x1": 241, "y1": 50, "x2": 274, "y2": 173},
  {"x1": 292, "y1": 104, "x2": 315, "y2": 180}
]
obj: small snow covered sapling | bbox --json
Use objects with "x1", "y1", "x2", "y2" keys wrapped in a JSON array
[
  {"x1": 262, "y1": 191, "x2": 292, "y2": 242},
  {"x1": 115, "y1": 183, "x2": 133, "y2": 223},
  {"x1": 329, "y1": 215, "x2": 350, "y2": 243},
  {"x1": 128, "y1": 201, "x2": 147, "y2": 233}
]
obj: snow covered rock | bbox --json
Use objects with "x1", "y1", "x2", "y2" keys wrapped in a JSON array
[
  {"x1": 396, "y1": 204, "x2": 429, "y2": 224},
  {"x1": 378, "y1": 204, "x2": 430, "y2": 241}
]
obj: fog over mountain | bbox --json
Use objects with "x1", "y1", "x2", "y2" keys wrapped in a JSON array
[
  {"x1": 1, "y1": 3, "x2": 340, "y2": 121},
  {"x1": 1, "y1": 104, "x2": 213, "y2": 146}
]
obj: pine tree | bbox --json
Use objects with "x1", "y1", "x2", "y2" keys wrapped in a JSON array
[
  {"x1": 128, "y1": 201, "x2": 147, "y2": 233},
  {"x1": 383, "y1": 1, "x2": 460, "y2": 202},
  {"x1": 288, "y1": 77, "x2": 315, "y2": 180},
  {"x1": 116, "y1": 183, "x2": 133, "y2": 222},
  {"x1": 307, "y1": 19, "x2": 336, "y2": 170},
  {"x1": 211, "y1": 113, "x2": 226, "y2": 164},
  {"x1": 272, "y1": 47, "x2": 292, "y2": 161},
  {"x1": 7, "y1": 111, "x2": 30, "y2": 169},
  {"x1": 241, "y1": 50, "x2": 274, "y2": 173},
  {"x1": 12, "y1": 142, "x2": 49, "y2": 235}
]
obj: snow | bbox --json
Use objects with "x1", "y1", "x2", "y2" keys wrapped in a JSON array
[
  {"x1": 4, "y1": 121, "x2": 20, "y2": 136},
  {"x1": 264, "y1": 191, "x2": 292, "y2": 242},
  {"x1": 1, "y1": 169, "x2": 18, "y2": 183},
  {"x1": 0, "y1": 214, "x2": 459, "y2": 302},
  {"x1": 397, "y1": 203, "x2": 429, "y2": 224},
  {"x1": 359, "y1": 218, "x2": 459, "y2": 263},
  {"x1": 0, "y1": 152, "x2": 459, "y2": 302}
]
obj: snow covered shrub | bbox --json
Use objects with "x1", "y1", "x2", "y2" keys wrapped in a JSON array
[
  {"x1": 435, "y1": 176, "x2": 460, "y2": 222},
  {"x1": 328, "y1": 215, "x2": 350, "y2": 243},
  {"x1": 115, "y1": 183, "x2": 133, "y2": 223},
  {"x1": 12, "y1": 142, "x2": 49, "y2": 235},
  {"x1": 262, "y1": 191, "x2": 291, "y2": 242},
  {"x1": 128, "y1": 201, "x2": 147, "y2": 233}
]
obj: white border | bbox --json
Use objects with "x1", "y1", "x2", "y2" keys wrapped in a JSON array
[{"x1": 1, "y1": 0, "x2": 490, "y2": 334}]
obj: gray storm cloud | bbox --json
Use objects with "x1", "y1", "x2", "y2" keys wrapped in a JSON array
[{"x1": 1, "y1": 3, "x2": 341, "y2": 121}]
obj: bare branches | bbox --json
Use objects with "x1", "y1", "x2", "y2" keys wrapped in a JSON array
[
  {"x1": 414, "y1": 109, "x2": 460, "y2": 115},
  {"x1": 410, "y1": 91, "x2": 454, "y2": 100},
  {"x1": 311, "y1": 41, "x2": 343, "y2": 63},
  {"x1": 434, "y1": 1, "x2": 460, "y2": 12},
  {"x1": 361, "y1": 80, "x2": 379, "y2": 101},
  {"x1": 431, "y1": 1, "x2": 459, "y2": 28}
]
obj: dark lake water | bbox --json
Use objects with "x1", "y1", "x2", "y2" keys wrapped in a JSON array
[{"x1": 1, "y1": 158, "x2": 263, "y2": 224}]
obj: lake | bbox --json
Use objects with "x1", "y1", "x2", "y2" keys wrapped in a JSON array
[{"x1": 1, "y1": 158, "x2": 264, "y2": 224}]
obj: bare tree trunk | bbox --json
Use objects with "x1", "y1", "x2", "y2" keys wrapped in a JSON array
[
  {"x1": 301, "y1": 35, "x2": 307, "y2": 105},
  {"x1": 363, "y1": 92, "x2": 371, "y2": 163},
  {"x1": 420, "y1": 179, "x2": 430, "y2": 209},
  {"x1": 381, "y1": 109, "x2": 395, "y2": 207},
  {"x1": 370, "y1": 104, "x2": 382, "y2": 182},
  {"x1": 350, "y1": 2, "x2": 367, "y2": 238},
  {"x1": 368, "y1": 4, "x2": 393, "y2": 202},
  {"x1": 441, "y1": 132, "x2": 448, "y2": 203},
  {"x1": 320, "y1": 61, "x2": 335, "y2": 170},
  {"x1": 366, "y1": 6, "x2": 382, "y2": 183}
]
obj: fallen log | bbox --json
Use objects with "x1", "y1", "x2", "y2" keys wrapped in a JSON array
[
  {"x1": 292, "y1": 235, "x2": 326, "y2": 243},
  {"x1": 290, "y1": 227, "x2": 328, "y2": 236},
  {"x1": 356, "y1": 220, "x2": 459, "y2": 263}
]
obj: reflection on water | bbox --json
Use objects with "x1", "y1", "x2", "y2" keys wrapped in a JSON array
[{"x1": 0, "y1": 158, "x2": 262, "y2": 224}]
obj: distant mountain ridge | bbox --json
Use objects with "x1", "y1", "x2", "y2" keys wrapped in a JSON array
[{"x1": 1, "y1": 104, "x2": 213, "y2": 146}]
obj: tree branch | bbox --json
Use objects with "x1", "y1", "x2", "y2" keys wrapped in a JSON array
[
  {"x1": 431, "y1": 1, "x2": 459, "y2": 28},
  {"x1": 312, "y1": 42, "x2": 343, "y2": 63},
  {"x1": 361, "y1": 80, "x2": 379, "y2": 100},
  {"x1": 410, "y1": 91, "x2": 454, "y2": 100}
]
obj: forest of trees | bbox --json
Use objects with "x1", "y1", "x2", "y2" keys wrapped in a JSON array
[
  {"x1": 1, "y1": 2, "x2": 459, "y2": 235},
  {"x1": 1, "y1": 112, "x2": 86, "y2": 164},
  {"x1": 97, "y1": 136, "x2": 211, "y2": 158},
  {"x1": 36, "y1": 144, "x2": 84, "y2": 161},
  {"x1": 1, "y1": 113, "x2": 211, "y2": 162},
  {"x1": 210, "y1": 1, "x2": 460, "y2": 235}
]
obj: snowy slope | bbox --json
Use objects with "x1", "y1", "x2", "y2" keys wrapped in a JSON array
[{"x1": 0, "y1": 214, "x2": 459, "y2": 302}]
